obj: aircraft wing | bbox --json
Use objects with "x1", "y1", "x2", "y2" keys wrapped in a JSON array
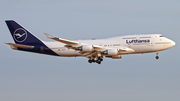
[
  {"x1": 44, "y1": 33, "x2": 80, "y2": 45},
  {"x1": 44, "y1": 33, "x2": 134, "y2": 59},
  {"x1": 44, "y1": 33, "x2": 106, "y2": 51},
  {"x1": 5, "y1": 43, "x2": 34, "y2": 49}
]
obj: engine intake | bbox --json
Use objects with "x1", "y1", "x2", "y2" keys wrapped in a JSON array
[
  {"x1": 102, "y1": 49, "x2": 118, "y2": 56},
  {"x1": 76, "y1": 45, "x2": 93, "y2": 52}
]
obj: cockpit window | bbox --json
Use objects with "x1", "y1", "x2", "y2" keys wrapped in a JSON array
[{"x1": 159, "y1": 35, "x2": 164, "y2": 37}]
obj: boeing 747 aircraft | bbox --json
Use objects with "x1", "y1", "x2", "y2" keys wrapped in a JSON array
[{"x1": 6, "y1": 20, "x2": 176, "y2": 64}]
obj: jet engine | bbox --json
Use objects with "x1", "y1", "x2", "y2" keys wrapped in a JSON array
[
  {"x1": 102, "y1": 49, "x2": 118, "y2": 56},
  {"x1": 76, "y1": 45, "x2": 93, "y2": 52}
]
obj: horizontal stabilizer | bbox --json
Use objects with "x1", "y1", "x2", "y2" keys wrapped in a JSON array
[{"x1": 5, "y1": 43, "x2": 34, "y2": 49}]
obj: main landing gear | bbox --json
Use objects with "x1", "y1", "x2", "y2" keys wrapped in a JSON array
[
  {"x1": 155, "y1": 51, "x2": 159, "y2": 59},
  {"x1": 88, "y1": 57, "x2": 103, "y2": 64}
]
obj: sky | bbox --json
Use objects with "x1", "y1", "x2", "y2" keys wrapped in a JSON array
[{"x1": 0, "y1": 0, "x2": 180, "y2": 101}]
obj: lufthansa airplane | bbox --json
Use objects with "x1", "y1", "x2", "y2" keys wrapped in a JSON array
[{"x1": 6, "y1": 20, "x2": 176, "y2": 64}]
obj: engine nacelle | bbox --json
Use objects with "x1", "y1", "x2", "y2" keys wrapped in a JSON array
[
  {"x1": 76, "y1": 45, "x2": 93, "y2": 52},
  {"x1": 106, "y1": 55, "x2": 122, "y2": 59},
  {"x1": 102, "y1": 49, "x2": 118, "y2": 56}
]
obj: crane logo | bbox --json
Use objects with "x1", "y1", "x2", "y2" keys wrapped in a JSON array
[{"x1": 13, "y1": 28, "x2": 27, "y2": 43}]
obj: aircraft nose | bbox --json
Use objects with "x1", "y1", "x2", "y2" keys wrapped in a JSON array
[
  {"x1": 171, "y1": 40, "x2": 176, "y2": 46},
  {"x1": 171, "y1": 40, "x2": 176, "y2": 47}
]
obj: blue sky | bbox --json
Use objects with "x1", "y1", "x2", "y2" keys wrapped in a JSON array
[{"x1": 0, "y1": 0, "x2": 180, "y2": 101}]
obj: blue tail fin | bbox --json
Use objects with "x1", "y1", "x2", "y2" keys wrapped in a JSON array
[
  {"x1": 6, "y1": 20, "x2": 58, "y2": 56},
  {"x1": 6, "y1": 20, "x2": 42, "y2": 44}
]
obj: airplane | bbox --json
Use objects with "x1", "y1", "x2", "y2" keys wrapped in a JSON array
[{"x1": 5, "y1": 20, "x2": 176, "y2": 64}]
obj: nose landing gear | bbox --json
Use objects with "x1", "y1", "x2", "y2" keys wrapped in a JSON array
[
  {"x1": 155, "y1": 56, "x2": 159, "y2": 59},
  {"x1": 155, "y1": 51, "x2": 159, "y2": 59}
]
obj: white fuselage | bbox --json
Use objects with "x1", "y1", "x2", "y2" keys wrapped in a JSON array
[{"x1": 43, "y1": 34, "x2": 175, "y2": 57}]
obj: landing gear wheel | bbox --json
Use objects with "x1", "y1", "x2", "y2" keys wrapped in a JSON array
[
  {"x1": 89, "y1": 57, "x2": 103, "y2": 64},
  {"x1": 88, "y1": 60, "x2": 92, "y2": 63},
  {"x1": 98, "y1": 61, "x2": 101, "y2": 64},
  {"x1": 95, "y1": 60, "x2": 99, "y2": 63},
  {"x1": 98, "y1": 57, "x2": 103, "y2": 61},
  {"x1": 155, "y1": 56, "x2": 159, "y2": 59},
  {"x1": 92, "y1": 59, "x2": 95, "y2": 62},
  {"x1": 95, "y1": 60, "x2": 101, "y2": 64}
]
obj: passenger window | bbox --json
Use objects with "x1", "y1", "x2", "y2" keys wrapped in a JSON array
[{"x1": 160, "y1": 35, "x2": 164, "y2": 37}]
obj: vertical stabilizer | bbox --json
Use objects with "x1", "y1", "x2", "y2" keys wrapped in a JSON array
[
  {"x1": 5, "y1": 20, "x2": 58, "y2": 56},
  {"x1": 6, "y1": 20, "x2": 42, "y2": 44}
]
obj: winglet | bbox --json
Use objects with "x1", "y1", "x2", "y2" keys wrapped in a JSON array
[{"x1": 44, "y1": 33, "x2": 54, "y2": 39}]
